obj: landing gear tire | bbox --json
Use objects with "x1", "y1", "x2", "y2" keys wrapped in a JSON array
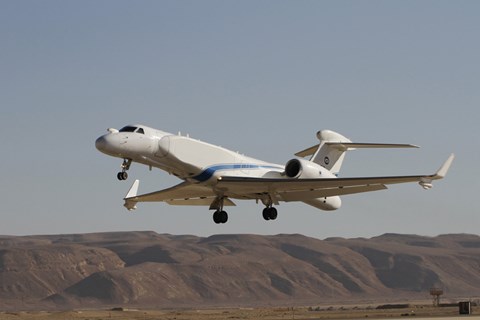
[
  {"x1": 263, "y1": 207, "x2": 278, "y2": 221},
  {"x1": 117, "y1": 171, "x2": 128, "y2": 180},
  {"x1": 213, "y1": 210, "x2": 228, "y2": 224},
  {"x1": 117, "y1": 159, "x2": 132, "y2": 181},
  {"x1": 268, "y1": 207, "x2": 278, "y2": 220},
  {"x1": 262, "y1": 208, "x2": 270, "y2": 221}
]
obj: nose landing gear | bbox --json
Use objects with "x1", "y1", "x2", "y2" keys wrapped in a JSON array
[{"x1": 117, "y1": 159, "x2": 132, "y2": 181}]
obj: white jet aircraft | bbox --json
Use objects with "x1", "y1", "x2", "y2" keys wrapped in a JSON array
[{"x1": 95, "y1": 124, "x2": 454, "y2": 224}]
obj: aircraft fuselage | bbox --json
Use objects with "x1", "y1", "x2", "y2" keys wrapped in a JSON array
[{"x1": 95, "y1": 124, "x2": 286, "y2": 184}]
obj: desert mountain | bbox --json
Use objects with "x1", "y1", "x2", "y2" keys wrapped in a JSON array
[{"x1": 0, "y1": 232, "x2": 479, "y2": 310}]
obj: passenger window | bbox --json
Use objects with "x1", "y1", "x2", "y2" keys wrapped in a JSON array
[{"x1": 136, "y1": 128, "x2": 145, "y2": 134}]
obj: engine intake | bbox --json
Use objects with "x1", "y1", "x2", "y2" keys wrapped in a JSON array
[
  {"x1": 285, "y1": 159, "x2": 302, "y2": 178},
  {"x1": 285, "y1": 158, "x2": 329, "y2": 179}
]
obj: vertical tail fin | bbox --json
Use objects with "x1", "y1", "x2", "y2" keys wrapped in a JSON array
[{"x1": 310, "y1": 130, "x2": 352, "y2": 175}]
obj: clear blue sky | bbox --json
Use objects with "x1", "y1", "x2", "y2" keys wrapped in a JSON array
[{"x1": 1, "y1": 1, "x2": 478, "y2": 238}]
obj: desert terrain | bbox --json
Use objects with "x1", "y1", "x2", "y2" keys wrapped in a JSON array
[{"x1": 1, "y1": 232, "x2": 479, "y2": 314}]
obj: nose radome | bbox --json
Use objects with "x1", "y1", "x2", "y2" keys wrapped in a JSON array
[{"x1": 95, "y1": 136, "x2": 107, "y2": 152}]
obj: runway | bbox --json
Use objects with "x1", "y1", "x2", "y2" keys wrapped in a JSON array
[
  {"x1": 376, "y1": 317, "x2": 479, "y2": 320},
  {"x1": 0, "y1": 310, "x2": 477, "y2": 320}
]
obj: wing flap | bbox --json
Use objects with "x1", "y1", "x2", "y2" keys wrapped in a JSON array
[
  {"x1": 279, "y1": 184, "x2": 388, "y2": 201},
  {"x1": 125, "y1": 181, "x2": 216, "y2": 202},
  {"x1": 166, "y1": 198, "x2": 236, "y2": 206}
]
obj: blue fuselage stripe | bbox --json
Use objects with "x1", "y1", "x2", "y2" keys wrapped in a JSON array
[{"x1": 192, "y1": 164, "x2": 282, "y2": 182}]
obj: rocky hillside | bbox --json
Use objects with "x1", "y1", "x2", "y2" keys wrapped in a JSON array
[{"x1": 0, "y1": 232, "x2": 479, "y2": 310}]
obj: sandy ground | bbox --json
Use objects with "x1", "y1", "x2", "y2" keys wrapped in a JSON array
[{"x1": 0, "y1": 305, "x2": 476, "y2": 320}]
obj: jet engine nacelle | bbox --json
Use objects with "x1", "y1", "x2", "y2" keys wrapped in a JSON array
[
  {"x1": 285, "y1": 158, "x2": 322, "y2": 178},
  {"x1": 285, "y1": 158, "x2": 336, "y2": 179},
  {"x1": 285, "y1": 158, "x2": 341, "y2": 210}
]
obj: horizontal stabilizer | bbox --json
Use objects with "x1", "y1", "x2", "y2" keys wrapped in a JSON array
[
  {"x1": 295, "y1": 145, "x2": 318, "y2": 157},
  {"x1": 327, "y1": 142, "x2": 419, "y2": 151},
  {"x1": 295, "y1": 142, "x2": 418, "y2": 157}
]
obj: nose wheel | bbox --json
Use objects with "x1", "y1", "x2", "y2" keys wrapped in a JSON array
[
  {"x1": 117, "y1": 171, "x2": 128, "y2": 180},
  {"x1": 117, "y1": 159, "x2": 132, "y2": 181}
]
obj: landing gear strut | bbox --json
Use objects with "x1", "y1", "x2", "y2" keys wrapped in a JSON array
[
  {"x1": 117, "y1": 159, "x2": 132, "y2": 181},
  {"x1": 261, "y1": 195, "x2": 278, "y2": 221}
]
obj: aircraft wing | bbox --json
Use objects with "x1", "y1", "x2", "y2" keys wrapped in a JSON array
[
  {"x1": 216, "y1": 154, "x2": 455, "y2": 201},
  {"x1": 124, "y1": 154, "x2": 453, "y2": 209},
  {"x1": 123, "y1": 180, "x2": 235, "y2": 210}
]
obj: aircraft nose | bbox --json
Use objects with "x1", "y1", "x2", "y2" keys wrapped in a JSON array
[{"x1": 95, "y1": 135, "x2": 108, "y2": 152}]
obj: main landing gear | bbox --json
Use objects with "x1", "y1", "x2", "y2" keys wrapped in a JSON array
[
  {"x1": 210, "y1": 196, "x2": 228, "y2": 224},
  {"x1": 210, "y1": 196, "x2": 279, "y2": 224},
  {"x1": 117, "y1": 159, "x2": 132, "y2": 181},
  {"x1": 213, "y1": 210, "x2": 228, "y2": 224},
  {"x1": 212, "y1": 207, "x2": 278, "y2": 224},
  {"x1": 261, "y1": 195, "x2": 278, "y2": 221},
  {"x1": 211, "y1": 196, "x2": 229, "y2": 224},
  {"x1": 262, "y1": 207, "x2": 278, "y2": 221}
]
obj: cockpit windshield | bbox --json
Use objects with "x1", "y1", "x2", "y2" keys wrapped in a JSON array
[
  {"x1": 120, "y1": 126, "x2": 137, "y2": 132},
  {"x1": 119, "y1": 126, "x2": 145, "y2": 134}
]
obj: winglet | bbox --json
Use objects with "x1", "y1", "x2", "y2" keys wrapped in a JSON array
[
  {"x1": 124, "y1": 179, "x2": 139, "y2": 210},
  {"x1": 419, "y1": 154, "x2": 455, "y2": 189},
  {"x1": 433, "y1": 153, "x2": 455, "y2": 179}
]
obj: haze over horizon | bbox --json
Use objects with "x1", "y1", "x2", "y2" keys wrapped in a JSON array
[{"x1": 1, "y1": 1, "x2": 478, "y2": 239}]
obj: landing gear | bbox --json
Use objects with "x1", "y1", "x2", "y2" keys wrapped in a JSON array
[
  {"x1": 117, "y1": 171, "x2": 128, "y2": 180},
  {"x1": 213, "y1": 210, "x2": 228, "y2": 224},
  {"x1": 262, "y1": 207, "x2": 278, "y2": 221},
  {"x1": 261, "y1": 195, "x2": 278, "y2": 221},
  {"x1": 117, "y1": 159, "x2": 132, "y2": 181},
  {"x1": 211, "y1": 196, "x2": 228, "y2": 224}
]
